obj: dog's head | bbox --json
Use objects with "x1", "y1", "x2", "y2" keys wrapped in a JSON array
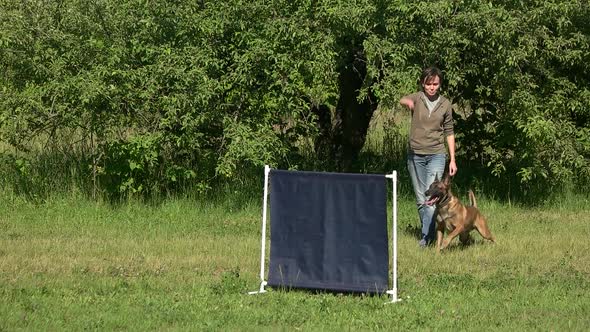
[{"x1": 424, "y1": 174, "x2": 451, "y2": 206}]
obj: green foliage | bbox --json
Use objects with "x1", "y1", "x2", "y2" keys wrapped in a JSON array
[
  {"x1": 1, "y1": 0, "x2": 589, "y2": 198},
  {"x1": 101, "y1": 134, "x2": 162, "y2": 195},
  {"x1": 373, "y1": 0, "x2": 590, "y2": 187}
]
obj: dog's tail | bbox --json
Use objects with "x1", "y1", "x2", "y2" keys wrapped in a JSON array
[{"x1": 468, "y1": 189, "x2": 477, "y2": 208}]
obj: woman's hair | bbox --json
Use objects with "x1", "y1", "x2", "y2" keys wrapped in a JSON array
[{"x1": 420, "y1": 66, "x2": 443, "y2": 85}]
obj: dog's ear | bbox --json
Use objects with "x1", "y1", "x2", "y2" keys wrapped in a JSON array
[
  {"x1": 442, "y1": 173, "x2": 451, "y2": 185},
  {"x1": 434, "y1": 173, "x2": 440, "y2": 182}
]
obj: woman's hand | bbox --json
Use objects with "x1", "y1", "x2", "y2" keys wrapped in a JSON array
[
  {"x1": 400, "y1": 97, "x2": 414, "y2": 110},
  {"x1": 446, "y1": 135, "x2": 457, "y2": 176},
  {"x1": 448, "y1": 160, "x2": 457, "y2": 176}
]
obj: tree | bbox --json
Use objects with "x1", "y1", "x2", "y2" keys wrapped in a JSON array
[
  {"x1": 1, "y1": 0, "x2": 589, "y2": 199},
  {"x1": 372, "y1": 0, "x2": 590, "y2": 187}
]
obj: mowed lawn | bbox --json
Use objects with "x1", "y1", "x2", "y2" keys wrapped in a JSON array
[{"x1": 1, "y1": 194, "x2": 589, "y2": 331}]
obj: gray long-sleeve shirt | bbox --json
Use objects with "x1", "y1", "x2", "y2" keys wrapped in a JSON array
[{"x1": 404, "y1": 92, "x2": 454, "y2": 155}]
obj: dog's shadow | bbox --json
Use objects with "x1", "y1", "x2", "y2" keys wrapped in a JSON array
[
  {"x1": 401, "y1": 223, "x2": 489, "y2": 250},
  {"x1": 434, "y1": 239, "x2": 490, "y2": 251},
  {"x1": 449, "y1": 239, "x2": 490, "y2": 250},
  {"x1": 403, "y1": 224, "x2": 422, "y2": 240}
]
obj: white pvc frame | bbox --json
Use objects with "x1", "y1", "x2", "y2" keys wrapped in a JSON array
[
  {"x1": 386, "y1": 171, "x2": 402, "y2": 303},
  {"x1": 248, "y1": 165, "x2": 270, "y2": 294},
  {"x1": 249, "y1": 166, "x2": 401, "y2": 303}
]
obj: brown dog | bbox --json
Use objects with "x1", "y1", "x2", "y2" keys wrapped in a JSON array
[{"x1": 424, "y1": 174, "x2": 495, "y2": 252}]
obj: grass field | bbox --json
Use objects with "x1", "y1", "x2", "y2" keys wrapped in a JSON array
[
  {"x1": 1, "y1": 108, "x2": 589, "y2": 330},
  {"x1": 1, "y1": 190, "x2": 589, "y2": 331}
]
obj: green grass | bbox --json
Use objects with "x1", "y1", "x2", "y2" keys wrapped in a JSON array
[{"x1": 1, "y1": 192, "x2": 589, "y2": 331}]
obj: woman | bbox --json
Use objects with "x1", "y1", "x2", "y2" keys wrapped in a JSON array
[{"x1": 400, "y1": 66, "x2": 457, "y2": 248}]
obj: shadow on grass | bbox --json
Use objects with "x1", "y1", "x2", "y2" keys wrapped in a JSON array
[
  {"x1": 403, "y1": 224, "x2": 422, "y2": 240},
  {"x1": 261, "y1": 286, "x2": 387, "y2": 298},
  {"x1": 426, "y1": 238, "x2": 496, "y2": 252}
]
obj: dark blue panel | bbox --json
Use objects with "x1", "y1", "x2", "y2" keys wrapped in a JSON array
[{"x1": 267, "y1": 169, "x2": 388, "y2": 294}]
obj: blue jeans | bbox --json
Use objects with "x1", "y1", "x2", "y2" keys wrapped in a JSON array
[{"x1": 407, "y1": 153, "x2": 446, "y2": 243}]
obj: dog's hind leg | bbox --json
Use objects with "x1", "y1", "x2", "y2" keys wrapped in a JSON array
[{"x1": 474, "y1": 217, "x2": 495, "y2": 243}]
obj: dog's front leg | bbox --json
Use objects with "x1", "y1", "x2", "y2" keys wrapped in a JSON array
[
  {"x1": 436, "y1": 229, "x2": 444, "y2": 253},
  {"x1": 435, "y1": 220, "x2": 445, "y2": 253},
  {"x1": 440, "y1": 225, "x2": 465, "y2": 251}
]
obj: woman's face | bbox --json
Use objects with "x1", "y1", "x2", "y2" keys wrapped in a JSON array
[{"x1": 422, "y1": 75, "x2": 441, "y2": 97}]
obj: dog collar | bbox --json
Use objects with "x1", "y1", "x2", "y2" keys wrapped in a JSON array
[{"x1": 437, "y1": 193, "x2": 451, "y2": 207}]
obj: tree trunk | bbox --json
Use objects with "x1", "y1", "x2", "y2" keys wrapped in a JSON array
[{"x1": 314, "y1": 44, "x2": 378, "y2": 172}]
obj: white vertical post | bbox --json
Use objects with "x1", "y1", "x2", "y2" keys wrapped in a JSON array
[
  {"x1": 249, "y1": 165, "x2": 270, "y2": 294},
  {"x1": 386, "y1": 171, "x2": 401, "y2": 303}
]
